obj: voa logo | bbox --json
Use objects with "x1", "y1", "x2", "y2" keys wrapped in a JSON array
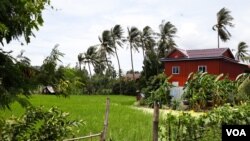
[{"x1": 226, "y1": 129, "x2": 246, "y2": 136}]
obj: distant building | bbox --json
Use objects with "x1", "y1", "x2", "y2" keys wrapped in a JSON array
[
  {"x1": 123, "y1": 71, "x2": 141, "y2": 81},
  {"x1": 42, "y1": 86, "x2": 55, "y2": 94}
]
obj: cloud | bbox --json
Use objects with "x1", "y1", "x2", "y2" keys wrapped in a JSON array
[{"x1": 3, "y1": 0, "x2": 250, "y2": 73}]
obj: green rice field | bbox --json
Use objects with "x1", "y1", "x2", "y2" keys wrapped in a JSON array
[{"x1": 0, "y1": 95, "x2": 153, "y2": 141}]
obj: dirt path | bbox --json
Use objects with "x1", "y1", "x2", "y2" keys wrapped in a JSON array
[{"x1": 133, "y1": 106, "x2": 204, "y2": 117}]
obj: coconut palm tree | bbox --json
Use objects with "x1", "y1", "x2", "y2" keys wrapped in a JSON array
[
  {"x1": 139, "y1": 26, "x2": 155, "y2": 58},
  {"x1": 111, "y1": 25, "x2": 124, "y2": 93},
  {"x1": 235, "y1": 42, "x2": 249, "y2": 62},
  {"x1": 139, "y1": 26, "x2": 155, "y2": 78},
  {"x1": 127, "y1": 26, "x2": 140, "y2": 80},
  {"x1": 157, "y1": 20, "x2": 177, "y2": 58},
  {"x1": 212, "y1": 7, "x2": 234, "y2": 48},
  {"x1": 98, "y1": 30, "x2": 114, "y2": 72},
  {"x1": 79, "y1": 46, "x2": 99, "y2": 78},
  {"x1": 77, "y1": 53, "x2": 84, "y2": 70}
]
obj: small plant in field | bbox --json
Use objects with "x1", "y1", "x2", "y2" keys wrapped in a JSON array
[{"x1": 0, "y1": 106, "x2": 83, "y2": 141}]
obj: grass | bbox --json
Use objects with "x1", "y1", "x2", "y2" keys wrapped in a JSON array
[{"x1": 0, "y1": 95, "x2": 153, "y2": 141}]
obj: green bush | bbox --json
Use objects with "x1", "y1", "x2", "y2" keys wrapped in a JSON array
[
  {"x1": 0, "y1": 106, "x2": 83, "y2": 141},
  {"x1": 144, "y1": 74, "x2": 173, "y2": 107},
  {"x1": 160, "y1": 103, "x2": 250, "y2": 141},
  {"x1": 182, "y1": 72, "x2": 237, "y2": 111},
  {"x1": 237, "y1": 76, "x2": 250, "y2": 102}
]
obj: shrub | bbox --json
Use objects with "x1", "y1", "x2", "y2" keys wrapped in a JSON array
[
  {"x1": 182, "y1": 72, "x2": 237, "y2": 111},
  {"x1": 237, "y1": 75, "x2": 250, "y2": 103},
  {"x1": 0, "y1": 106, "x2": 83, "y2": 141},
  {"x1": 160, "y1": 103, "x2": 250, "y2": 141},
  {"x1": 144, "y1": 74, "x2": 173, "y2": 107}
]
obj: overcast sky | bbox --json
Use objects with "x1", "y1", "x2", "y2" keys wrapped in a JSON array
[{"x1": 4, "y1": 0, "x2": 250, "y2": 73}]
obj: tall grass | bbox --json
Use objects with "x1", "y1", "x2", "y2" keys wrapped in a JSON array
[{"x1": 0, "y1": 95, "x2": 152, "y2": 141}]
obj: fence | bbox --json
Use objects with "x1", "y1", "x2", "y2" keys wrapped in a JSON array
[{"x1": 64, "y1": 98, "x2": 110, "y2": 141}]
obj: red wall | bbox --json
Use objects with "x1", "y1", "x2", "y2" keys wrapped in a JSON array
[
  {"x1": 164, "y1": 59, "x2": 247, "y2": 86},
  {"x1": 219, "y1": 60, "x2": 248, "y2": 80}
]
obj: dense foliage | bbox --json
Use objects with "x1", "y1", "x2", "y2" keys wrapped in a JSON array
[
  {"x1": 0, "y1": 106, "x2": 82, "y2": 141},
  {"x1": 182, "y1": 72, "x2": 239, "y2": 110},
  {"x1": 0, "y1": 50, "x2": 36, "y2": 109},
  {"x1": 141, "y1": 73, "x2": 173, "y2": 107},
  {"x1": 160, "y1": 103, "x2": 250, "y2": 141},
  {"x1": 0, "y1": 0, "x2": 52, "y2": 44}
]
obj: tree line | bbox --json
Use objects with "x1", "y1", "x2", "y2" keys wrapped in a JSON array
[{"x1": 1, "y1": 4, "x2": 250, "y2": 109}]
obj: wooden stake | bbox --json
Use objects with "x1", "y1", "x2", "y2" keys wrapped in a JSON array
[
  {"x1": 153, "y1": 101, "x2": 159, "y2": 141},
  {"x1": 100, "y1": 97, "x2": 110, "y2": 141}
]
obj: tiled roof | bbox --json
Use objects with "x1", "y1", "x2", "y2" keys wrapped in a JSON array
[{"x1": 179, "y1": 48, "x2": 229, "y2": 58}]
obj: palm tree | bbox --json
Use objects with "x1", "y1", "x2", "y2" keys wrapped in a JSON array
[
  {"x1": 139, "y1": 26, "x2": 155, "y2": 58},
  {"x1": 235, "y1": 42, "x2": 249, "y2": 62},
  {"x1": 111, "y1": 25, "x2": 124, "y2": 93},
  {"x1": 139, "y1": 26, "x2": 155, "y2": 78},
  {"x1": 79, "y1": 46, "x2": 99, "y2": 78},
  {"x1": 212, "y1": 7, "x2": 234, "y2": 48},
  {"x1": 127, "y1": 26, "x2": 140, "y2": 80},
  {"x1": 98, "y1": 30, "x2": 114, "y2": 72},
  {"x1": 157, "y1": 20, "x2": 177, "y2": 58},
  {"x1": 77, "y1": 53, "x2": 84, "y2": 70}
]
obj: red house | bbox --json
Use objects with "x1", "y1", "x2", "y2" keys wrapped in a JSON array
[{"x1": 161, "y1": 48, "x2": 249, "y2": 87}]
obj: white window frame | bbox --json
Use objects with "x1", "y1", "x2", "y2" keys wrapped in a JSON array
[
  {"x1": 198, "y1": 65, "x2": 207, "y2": 73},
  {"x1": 172, "y1": 66, "x2": 180, "y2": 74}
]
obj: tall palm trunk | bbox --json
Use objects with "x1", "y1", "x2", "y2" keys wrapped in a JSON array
[
  {"x1": 105, "y1": 53, "x2": 110, "y2": 74},
  {"x1": 114, "y1": 47, "x2": 122, "y2": 94},
  {"x1": 79, "y1": 62, "x2": 82, "y2": 71},
  {"x1": 141, "y1": 40, "x2": 147, "y2": 77},
  {"x1": 130, "y1": 42, "x2": 135, "y2": 80},
  {"x1": 87, "y1": 61, "x2": 92, "y2": 78},
  {"x1": 217, "y1": 31, "x2": 220, "y2": 48}
]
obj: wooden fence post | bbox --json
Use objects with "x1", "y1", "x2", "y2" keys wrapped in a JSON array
[
  {"x1": 153, "y1": 101, "x2": 159, "y2": 141},
  {"x1": 100, "y1": 97, "x2": 110, "y2": 141}
]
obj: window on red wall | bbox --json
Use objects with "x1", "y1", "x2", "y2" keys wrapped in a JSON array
[
  {"x1": 172, "y1": 66, "x2": 180, "y2": 74},
  {"x1": 198, "y1": 65, "x2": 207, "y2": 73}
]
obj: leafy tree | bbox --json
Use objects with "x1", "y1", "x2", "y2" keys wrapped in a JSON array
[
  {"x1": 157, "y1": 20, "x2": 177, "y2": 58},
  {"x1": 38, "y1": 44, "x2": 64, "y2": 86},
  {"x1": 55, "y1": 66, "x2": 85, "y2": 95},
  {"x1": 212, "y1": 7, "x2": 234, "y2": 48},
  {"x1": 0, "y1": 0, "x2": 52, "y2": 45},
  {"x1": 142, "y1": 49, "x2": 160, "y2": 80},
  {"x1": 0, "y1": 50, "x2": 38, "y2": 109},
  {"x1": 0, "y1": 0, "x2": 52, "y2": 108},
  {"x1": 235, "y1": 41, "x2": 249, "y2": 62},
  {"x1": 127, "y1": 27, "x2": 140, "y2": 80}
]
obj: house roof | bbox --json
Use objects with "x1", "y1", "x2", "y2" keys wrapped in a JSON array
[
  {"x1": 161, "y1": 48, "x2": 238, "y2": 63},
  {"x1": 170, "y1": 48, "x2": 234, "y2": 58},
  {"x1": 160, "y1": 48, "x2": 249, "y2": 65}
]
